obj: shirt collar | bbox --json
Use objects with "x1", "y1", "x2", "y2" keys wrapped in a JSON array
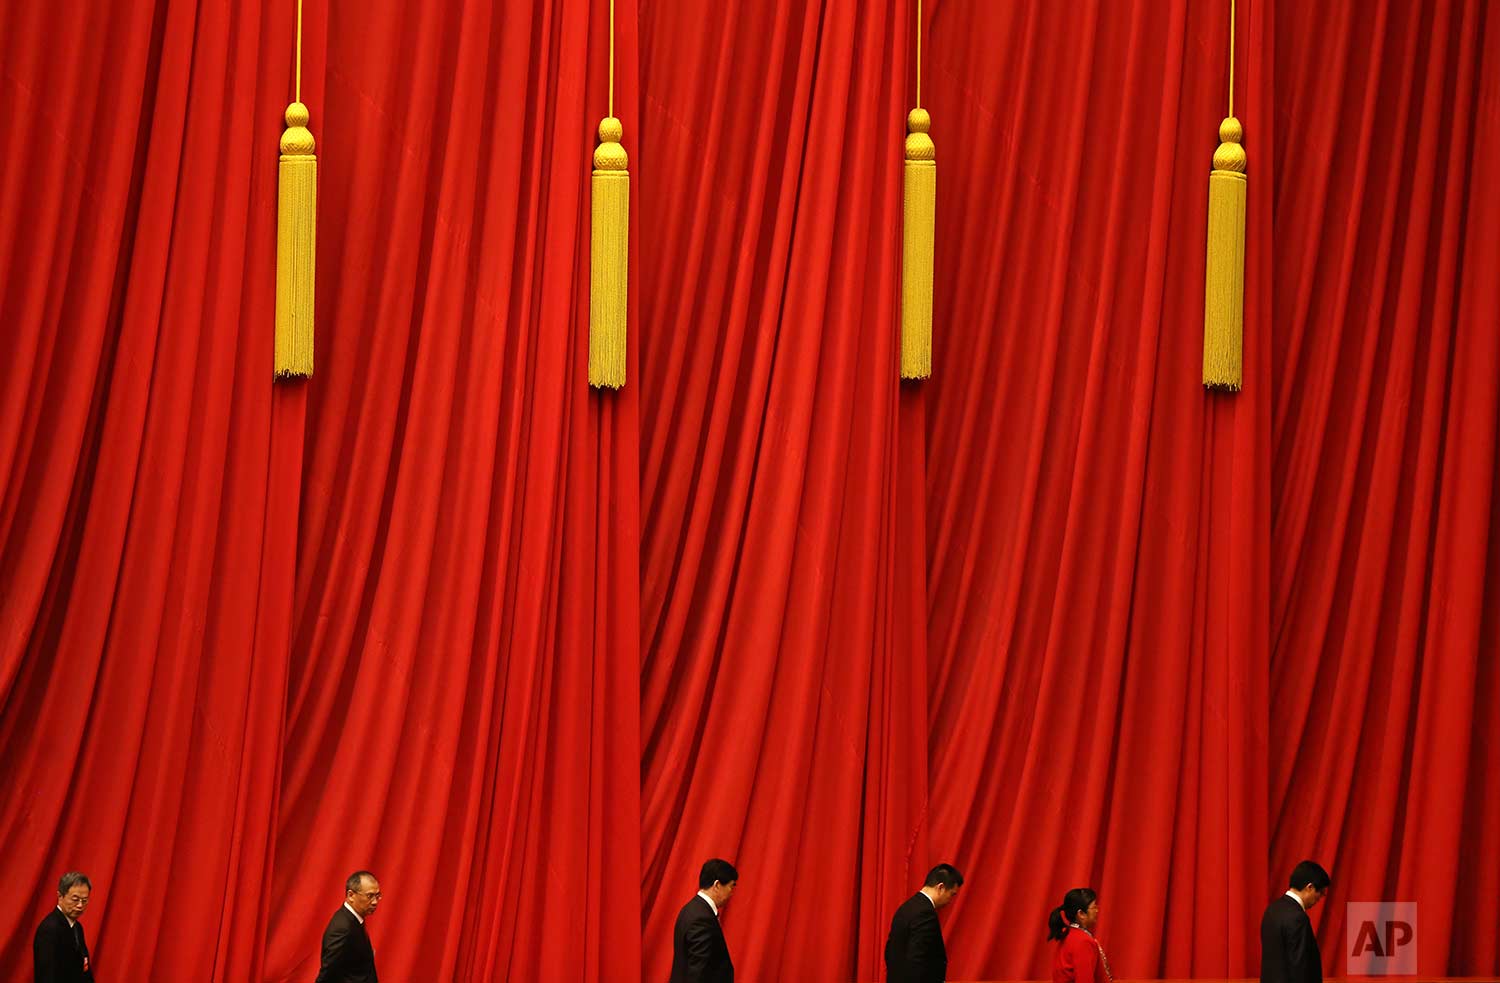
[
  {"x1": 1284, "y1": 890, "x2": 1306, "y2": 910},
  {"x1": 344, "y1": 901, "x2": 365, "y2": 924},
  {"x1": 57, "y1": 906, "x2": 76, "y2": 928},
  {"x1": 696, "y1": 890, "x2": 719, "y2": 917}
]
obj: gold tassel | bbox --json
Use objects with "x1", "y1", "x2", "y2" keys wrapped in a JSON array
[
  {"x1": 1203, "y1": 0, "x2": 1244, "y2": 391},
  {"x1": 902, "y1": 107, "x2": 936, "y2": 380},
  {"x1": 1203, "y1": 118, "x2": 1246, "y2": 391},
  {"x1": 275, "y1": 100, "x2": 316, "y2": 378},
  {"x1": 276, "y1": 0, "x2": 315, "y2": 380},
  {"x1": 901, "y1": 0, "x2": 934, "y2": 381},
  {"x1": 589, "y1": 115, "x2": 628, "y2": 389}
]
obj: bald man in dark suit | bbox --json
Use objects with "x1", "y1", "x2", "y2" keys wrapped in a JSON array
[{"x1": 317, "y1": 870, "x2": 382, "y2": 983}]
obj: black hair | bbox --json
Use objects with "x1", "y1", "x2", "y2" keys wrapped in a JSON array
[
  {"x1": 57, "y1": 872, "x2": 92, "y2": 896},
  {"x1": 924, "y1": 864, "x2": 964, "y2": 889},
  {"x1": 1288, "y1": 860, "x2": 1330, "y2": 892},
  {"x1": 699, "y1": 858, "x2": 739, "y2": 889},
  {"x1": 1048, "y1": 887, "x2": 1098, "y2": 941}
]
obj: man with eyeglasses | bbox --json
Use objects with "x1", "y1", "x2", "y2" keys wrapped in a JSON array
[
  {"x1": 33, "y1": 871, "x2": 95, "y2": 982},
  {"x1": 316, "y1": 870, "x2": 382, "y2": 983}
]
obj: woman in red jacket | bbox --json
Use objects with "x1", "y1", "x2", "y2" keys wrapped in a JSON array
[{"x1": 1049, "y1": 887, "x2": 1112, "y2": 983}]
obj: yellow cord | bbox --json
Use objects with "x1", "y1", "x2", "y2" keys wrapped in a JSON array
[
  {"x1": 295, "y1": 0, "x2": 303, "y2": 102},
  {"x1": 1228, "y1": 0, "x2": 1235, "y2": 117},
  {"x1": 916, "y1": 0, "x2": 923, "y2": 108}
]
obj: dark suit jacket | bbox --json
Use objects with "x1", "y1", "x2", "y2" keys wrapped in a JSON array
[
  {"x1": 1261, "y1": 894, "x2": 1321, "y2": 983},
  {"x1": 885, "y1": 892, "x2": 946, "y2": 983},
  {"x1": 316, "y1": 905, "x2": 378, "y2": 983},
  {"x1": 668, "y1": 895, "x2": 733, "y2": 983},
  {"x1": 33, "y1": 908, "x2": 94, "y2": 983}
]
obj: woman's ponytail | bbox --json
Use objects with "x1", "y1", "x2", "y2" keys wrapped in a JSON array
[{"x1": 1047, "y1": 904, "x2": 1069, "y2": 941}]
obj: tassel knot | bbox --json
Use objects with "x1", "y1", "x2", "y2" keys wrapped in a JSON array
[
  {"x1": 594, "y1": 116, "x2": 628, "y2": 170},
  {"x1": 1212, "y1": 116, "x2": 1246, "y2": 171},
  {"x1": 905, "y1": 108, "x2": 935, "y2": 161},
  {"x1": 280, "y1": 102, "x2": 316, "y2": 155}
]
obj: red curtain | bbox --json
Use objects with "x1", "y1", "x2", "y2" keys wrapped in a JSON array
[
  {"x1": 2, "y1": 0, "x2": 639, "y2": 978},
  {"x1": 634, "y1": 0, "x2": 928, "y2": 979},
  {"x1": 2, "y1": 1, "x2": 1497, "y2": 982},
  {"x1": 1268, "y1": 0, "x2": 1500, "y2": 975},
  {"x1": 920, "y1": 0, "x2": 1273, "y2": 977}
]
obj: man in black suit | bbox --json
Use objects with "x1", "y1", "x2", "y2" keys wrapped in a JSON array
[
  {"x1": 1261, "y1": 860, "x2": 1331, "y2": 983},
  {"x1": 317, "y1": 870, "x2": 382, "y2": 983},
  {"x1": 885, "y1": 863, "x2": 963, "y2": 983},
  {"x1": 33, "y1": 871, "x2": 96, "y2": 983},
  {"x1": 669, "y1": 858, "x2": 738, "y2": 983}
]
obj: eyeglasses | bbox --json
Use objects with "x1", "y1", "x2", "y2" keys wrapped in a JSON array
[
  {"x1": 63, "y1": 895, "x2": 90, "y2": 905},
  {"x1": 355, "y1": 891, "x2": 382, "y2": 901}
]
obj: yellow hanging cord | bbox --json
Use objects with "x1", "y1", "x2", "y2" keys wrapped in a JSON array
[
  {"x1": 916, "y1": 0, "x2": 922, "y2": 108},
  {"x1": 1228, "y1": 0, "x2": 1234, "y2": 118}
]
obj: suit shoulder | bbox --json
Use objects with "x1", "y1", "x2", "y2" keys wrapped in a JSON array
[
  {"x1": 34, "y1": 909, "x2": 64, "y2": 938},
  {"x1": 676, "y1": 896, "x2": 711, "y2": 923},
  {"x1": 910, "y1": 895, "x2": 938, "y2": 917},
  {"x1": 1264, "y1": 896, "x2": 1309, "y2": 926},
  {"x1": 896, "y1": 894, "x2": 936, "y2": 924}
]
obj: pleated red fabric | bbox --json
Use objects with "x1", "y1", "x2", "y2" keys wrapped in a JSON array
[
  {"x1": 919, "y1": 0, "x2": 1272, "y2": 977},
  {"x1": 1, "y1": 1, "x2": 1496, "y2": 981}
]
